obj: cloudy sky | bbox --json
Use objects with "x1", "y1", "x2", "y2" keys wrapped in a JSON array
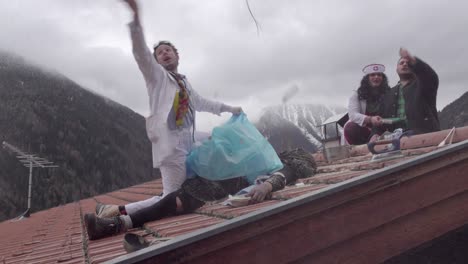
[{"x1": 1, "y1": 0, "x2": 467, "y2": 130}]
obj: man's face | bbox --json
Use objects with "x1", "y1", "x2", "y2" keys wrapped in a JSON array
[
  {"x1": 155, "y1": 44, "x2": 179, "y2": 71},
  {"x1": 368, "y1": 73, "x2": 383, "y2": 87},
  {"x1": 397, "y1": 58, "x2": 412, "y2": 75}
]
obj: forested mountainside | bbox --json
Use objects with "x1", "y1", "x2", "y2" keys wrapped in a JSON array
[
  {"x1": 439, "y1": 91, "x2": 468, "y2": 129},
  {"x1": 0, "y1": 51, "x2": 155, "y2": 221}
]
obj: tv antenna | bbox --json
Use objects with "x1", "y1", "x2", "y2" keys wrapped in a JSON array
[{"x1": 2, "y1": 141, "x2": 58, "y2": 220}]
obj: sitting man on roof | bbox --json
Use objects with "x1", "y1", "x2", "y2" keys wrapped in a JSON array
[
  {"x1": 343, "y1": 63, "x2": 390, "y2": 145},
  {"x1": 84, "y1": 148, "x2": 317, "y2": 240},
  {"x1": 380, "y1": 48, "x2": 440, "y2": 134}
]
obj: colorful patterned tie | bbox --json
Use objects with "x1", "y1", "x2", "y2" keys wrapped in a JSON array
[{"x1": 171, "y1": 73, "x2": 190, "y2": 127}]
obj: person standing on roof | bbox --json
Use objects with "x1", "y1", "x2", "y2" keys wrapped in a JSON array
[
  {"x1": 343, "y1": 64, "x2": 390, "y2": 145},
  {"x1": 381, "y1": 48, "x2": 440, "y2": 134},
  {"x1": 100, "y1": 0, "x2": 243, "y2": 217}
]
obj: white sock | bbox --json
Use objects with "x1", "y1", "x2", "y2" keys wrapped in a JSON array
[{"x1": 120, "y1": 215, "x2": 133, "y2": 230}]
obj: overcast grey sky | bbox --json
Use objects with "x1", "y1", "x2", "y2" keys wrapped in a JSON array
[{"x1": 1, "y1": 0, "x2": 467, "y2": 130}]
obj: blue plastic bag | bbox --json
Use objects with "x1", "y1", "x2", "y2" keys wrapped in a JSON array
[{"x1": 186, "y1": 113, "x2": 283, "y2": 183}]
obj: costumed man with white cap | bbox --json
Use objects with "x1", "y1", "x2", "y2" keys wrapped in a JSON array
[{"x1": 343, "y1": 63, "x2": 391, "y2": 145}]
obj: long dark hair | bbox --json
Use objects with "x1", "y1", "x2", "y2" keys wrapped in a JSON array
[{"x1": 357, "y1": 73, "x2": 390, "y2": 101}]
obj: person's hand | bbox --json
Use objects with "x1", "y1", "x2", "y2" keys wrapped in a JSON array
[
  {"x1": 230, "y1": 106, "x2": 243, "y2": 115},
  {"x1": 246, "y1": 182, "x2": 273, "y2": 204},
  {"x1": 223, "y1": 105, "x2": 243, "y2": 115},
  {"x1": 399, "y1": 47, "x2": 416, "y2": 65},
  {"x1": 370, "y1": 116, "x2": 383, "y2": 127},
  {"x1": 369, "y1": 134, "x2": 380, "y2": 143},
  {"x1": 123, "y1": 0, "x2": 139, "y2": 17}
]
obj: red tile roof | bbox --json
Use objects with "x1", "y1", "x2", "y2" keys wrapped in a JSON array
[{"x1": 1, "y1": 126, "x2": 467, "y2": 263}]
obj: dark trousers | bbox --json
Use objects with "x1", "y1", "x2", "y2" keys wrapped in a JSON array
[
  {"x1": 344, "y1": 122, "x2": 371, "y2": 145},
  {"x1": 129, "y1": 177, "x2": 247, "y2": 227}
]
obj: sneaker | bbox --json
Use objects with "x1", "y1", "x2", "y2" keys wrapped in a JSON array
[
  {"x1": 123, "y1": 233, "x2": 150, "y2": 253},
  {"x1": 123, "y1": 233, "x2": 168, "y2": 253},
  {"x1": 95, "y1": 203, "x2": 120, "y2": 218},
  {"x1": 84, "y1": 214, "x2": 124, "y2": 240}
]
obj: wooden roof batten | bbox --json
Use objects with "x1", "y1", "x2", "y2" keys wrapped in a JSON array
[{"x1": 106, "y1": 139, "x2": 468, "y2": 264}]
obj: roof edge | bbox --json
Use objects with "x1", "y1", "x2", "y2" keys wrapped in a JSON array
[{"x1": 107, "y1": 139, "x2": 468, "y2": 264}]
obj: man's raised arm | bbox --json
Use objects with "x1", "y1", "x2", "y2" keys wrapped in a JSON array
[
  {"x1": 401, "y1": 48, "x2": 439, "y2": 102},
  {"x1": 123, "y1": 0, "x2": 164, "y2": 90}
]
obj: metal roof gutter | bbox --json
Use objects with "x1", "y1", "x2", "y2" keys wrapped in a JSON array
[{"x1": 107, "y1": 139, "x2": 468, "y2": 264}]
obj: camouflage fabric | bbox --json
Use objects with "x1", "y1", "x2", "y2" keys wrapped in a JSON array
[
  {"x1": 277, "y1": 148, "x2": 317, "y2": 180},
  {"x1": 182, "y1": 176, "x2": 250, "y2": 203},
  {"x1": 265, "y1": 172, "x2": 287, "y2": 192},
  {"x1": 182, "y1": 148, "x2": 317, "y2": 202}
]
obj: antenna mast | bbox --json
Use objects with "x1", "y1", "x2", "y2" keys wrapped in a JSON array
[{"x1": 2, "y1": 141, "x2": 58, "y2": 220}]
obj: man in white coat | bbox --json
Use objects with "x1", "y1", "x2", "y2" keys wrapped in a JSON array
[
  {"x1": 95, "y1": 0, "x2": 242, "y2": 218},
  {"x1": 343, "y1": 64, "x2": 390, "y2": 145}
]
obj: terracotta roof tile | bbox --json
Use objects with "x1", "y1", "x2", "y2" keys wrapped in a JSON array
[
  {"x1": 0, "y1": 203, "x2": 85, "y2": 264},
  {"x1": 131, "y1": 180, "x2": 161, "y2": 188},
  {"x1": 122, "y1": 187, "x2": 162, "y2": 196},
  {"x1": 272, "y1": 184, "x2": 328, "y2": 199},
  {"x1": 1, "y1": 127, "x2": 467, "y2": 263},
  {"x1": 306, "y1": 170, "x2": 371, "y2": 184},
  {"x1": 80, "y1": 198, "x2": 100, "y2": 213},
  {"x1": 104, "y1": 191, "x2": 153, "y2": 203},
  {"x1": 87, "y1": 229, "x2": 148, "y2": 264},
  {"x1": 93, "y1": 196, "x2": 130, "y2": 206},
  {"x1": 145, "y1": 214, "x2": 225, "y2": 237},
  {"x1": 196, "y1": 200, "x2": 281, "y2": 219}
]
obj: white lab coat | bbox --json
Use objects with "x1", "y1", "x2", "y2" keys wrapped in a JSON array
[
  {"x1": 341, "y1": 91, "x2": 368, "y2": 145},
  {"x1": 347, "y1": 90, "x2": 367, "y2": 126},
  {"x1": 129, "y1": 21, "x2": 224, "y2": 168}
]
